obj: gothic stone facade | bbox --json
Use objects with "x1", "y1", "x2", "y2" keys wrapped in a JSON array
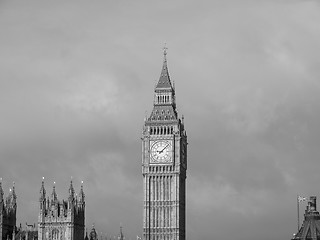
[
  {"x1": 38, "y1": 179, "x2": 85, "y2": 240},
  {"x1": 0, "y1": 181, "x2": 16, "y2": 240},
  {"x1": 142, "y1": 50, "x2": 187, "y2": 240}
]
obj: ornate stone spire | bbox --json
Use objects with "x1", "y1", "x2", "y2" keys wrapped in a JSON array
[
  {"x1": 11, "y1": 181, "x2": 17, "y2": 206},
  {"x1": 0, "y1": 178, "x2": 3, "y2": 203},
  {"x1": 68, "y1": 178, "x2": 75, "y2": 201},
  {"x1": 155, "y1": 44, "x2": 173, "y2": 90},
  {"x1": 147, "y1": 46, "x2": 178, "y2": 122},
  {"x1": 51, "y1": 181, "x2": 57, "y2": 202},
  {"x1": 39, "y1": 177, "x2": 46, "y2": 201},
  {"x1": 79, "y1": 181, "x2": 85, "y2": 203}
]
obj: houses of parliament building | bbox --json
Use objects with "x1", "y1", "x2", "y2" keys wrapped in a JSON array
[
  {"x1": 0, "y1": 179, "x2": 85, "y2": 240},
  {"x1": 0, "y1": 49, "x2": 188, "y2": 240}
]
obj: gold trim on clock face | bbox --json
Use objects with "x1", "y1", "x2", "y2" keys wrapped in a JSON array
[{"x1": 150, "y1": 140, "x2": 172, "y2": 164}]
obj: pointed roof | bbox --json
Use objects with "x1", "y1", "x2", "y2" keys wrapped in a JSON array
[
  {"x1": 155, "y1": 46, "x2": 173, "y2": 90},
  {"x1": 39, "y1": 177, "x2": 46, "y2": 201},
  {"x1": 79, "y1": 181, "x2": 85, "y2": 202},
  {"x1": 293, "y1": 196, "x2": 320, "y2": 240},
  {"x1": 69, "y1": 178, "x2": 75, "y2": 200},
  {"x1": 0, "y1": 178, "x2": 3, "y2": 202},
  {"x1": 146, "y1": 46, "x2": 179, "y2": 123},
  {"x1": 12, "y1": 181, "x2": 17, "y2": 203},
  {"x1": 51, "y1": 182, "x2": 57, "y2": 202}
]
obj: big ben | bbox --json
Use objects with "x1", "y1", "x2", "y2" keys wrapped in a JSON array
[{"x1": 142, "y1": 47, "x2": 187, "y2": 240}]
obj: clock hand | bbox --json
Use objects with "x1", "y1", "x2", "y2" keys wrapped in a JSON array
[{"x1": 158, "y1": 144, "x2": 170, "y2": 153}]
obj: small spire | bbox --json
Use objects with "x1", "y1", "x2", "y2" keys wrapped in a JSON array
[
  {"x1": 69, "y1": 178, "x2": 75, "y2": 201},
  {"x1": 155, "y1": 44, "x2": 173, "y2": 89},
  {"x1": 0, "y1": 178, "x2": 3, "y2": 202},
  {"x1": 39, "y1": 177, "x2": 46, "y2": 201},
  {"x1": 79, "y1": 180, "x2": 85, "y2": 203},
  {"x1": 119, "y1": 225, "x2": 124, "y2": 240},
  {"x1": 12, "y1": 181, "x2": 16, "y2": 201},
  {"x1": 163, "y1": 43, "x2": 168, "y2": 61},
  {"x1": 51, "y1": 181, "x2": 57, "y2": 202}
]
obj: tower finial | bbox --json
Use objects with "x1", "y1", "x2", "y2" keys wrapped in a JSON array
[{"x1": 163, "y1": 43, "x2": 168, "y2": 60}]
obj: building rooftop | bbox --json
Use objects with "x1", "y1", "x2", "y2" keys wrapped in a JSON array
[{"x1": 292, "y1": 196, "x2": 320, "y2": 240}]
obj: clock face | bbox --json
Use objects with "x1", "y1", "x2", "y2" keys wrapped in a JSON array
[{"x1": 150, "y1": 140, "x2": 172, "y2": 163}]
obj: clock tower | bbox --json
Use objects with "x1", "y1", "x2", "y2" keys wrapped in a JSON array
[{"x1": 142, "y1": 48, "x2": 187, "y2": 240}]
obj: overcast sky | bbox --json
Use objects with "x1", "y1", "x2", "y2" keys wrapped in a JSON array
[{"x1": 1, "y1": 0, "x2": 320, "y2": 239}]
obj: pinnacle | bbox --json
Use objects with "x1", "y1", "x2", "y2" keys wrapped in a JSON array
[{"x1": 155, "y1": 48, "x2": 173, "y2": 90}]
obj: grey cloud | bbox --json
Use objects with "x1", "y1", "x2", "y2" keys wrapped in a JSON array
[{"x1": 1, "y1": 1, "x2": 320, "y2": 240}]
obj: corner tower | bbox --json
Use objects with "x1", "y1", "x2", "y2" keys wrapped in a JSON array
[{"x1": 142, "y1": 48, "x2": 187, "y2": 240}]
